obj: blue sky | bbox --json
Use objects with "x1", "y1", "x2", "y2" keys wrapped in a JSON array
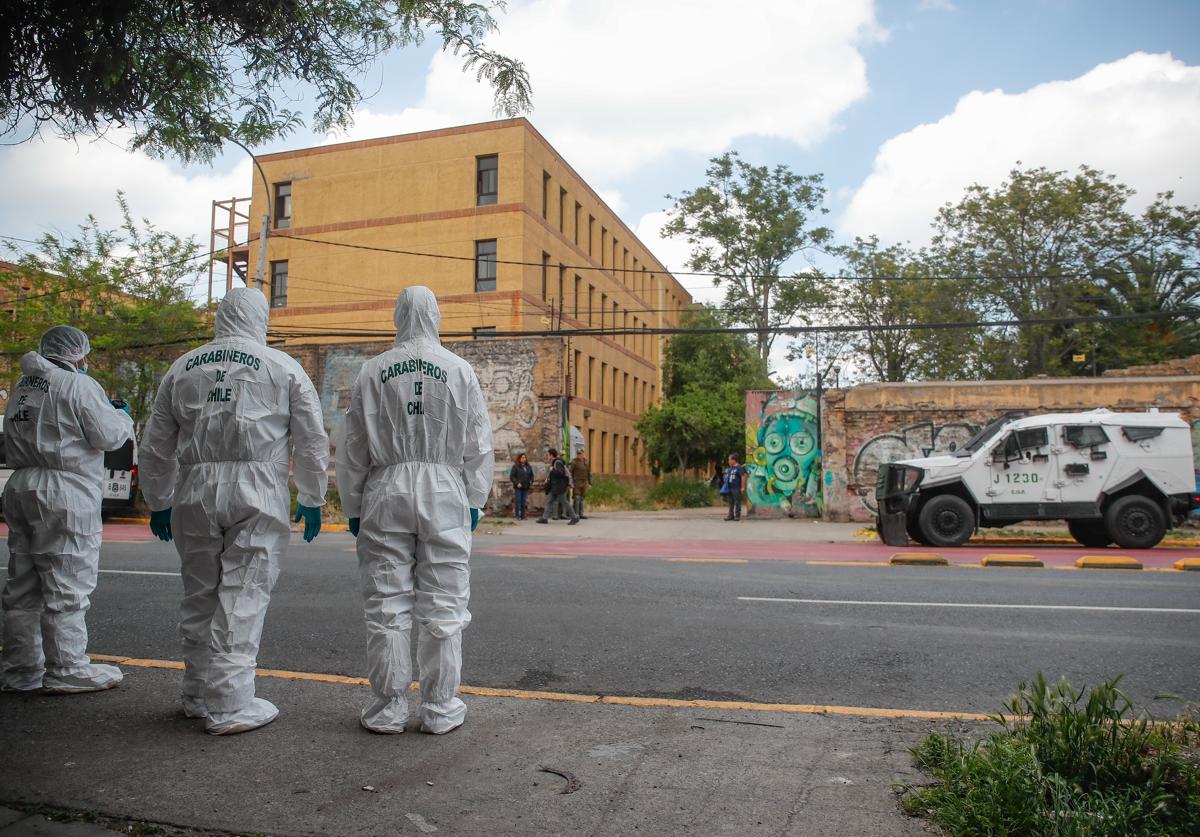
[{"x1": 1, "y1": 0, "x2": 1197, "y2": 377}]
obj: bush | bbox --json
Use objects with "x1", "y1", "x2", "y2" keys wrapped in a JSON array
[
  {"x1": 586, "y1": 478, "x2": 648, "y2": 511},
  {"x1": 903, "y1": 673, "x2": 1200, "y2": 836},
  {"x1": 647, "y1": 477, "x2": 718, "y2": 508}
]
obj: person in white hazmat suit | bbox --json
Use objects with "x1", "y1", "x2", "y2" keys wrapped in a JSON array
[
  {"x1": 139, "y1": 287, "x2": 329, "y2": 735},
  {"x1": 1, "y1": 326, "x2": 133, "y2": 693},
  {"x1": 336, "y1": 286, "x2": 494, "y2": 734}
]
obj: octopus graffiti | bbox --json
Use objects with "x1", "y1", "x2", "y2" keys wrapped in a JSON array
[
  {"x1": 850, "y1": 421, "x2": 981, "y2": 516},
  {"x1": 1192, "y1": 420, "x2": 1200, "y2": 518},
  {"x1": 744, "y1": 389, "x2": 822, "y2": 516}
]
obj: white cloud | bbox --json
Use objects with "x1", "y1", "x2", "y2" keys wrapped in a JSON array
[
  {"x1": 0, "y1": 130, "x2": 249, "y2": 294},
  {"x1": 839, "y1": 52, "x2": 1200, "y2": 245},
  {"x1": 916, "y1": 0, "x2": 956, "y2": 11},
  {"x1": 334, "y1": 0, "x2": 883, "y2": 184}
]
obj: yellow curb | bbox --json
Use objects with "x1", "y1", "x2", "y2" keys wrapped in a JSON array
[
  {"x1": 1075, "y1": 555, "x2": 1143, "y2": 570},
  {"x1": 980, "y1": 554, "x2": 1045, "y2": 568},
  {"x1": 1174, "y1": 558, "x2": 1200, "y2": 571},
  {"x1": 889, "y1": 552, "x2": 948, "y2": 566},
  {"x1": 89, "y1": 653, "x2": 993, "y2": 721},
  {"x1": 105, "y1": 517, "x2": 150, "y2": 525},
  {"x1": 667, "y1": 557, "x2": 748, "y2": 564}
]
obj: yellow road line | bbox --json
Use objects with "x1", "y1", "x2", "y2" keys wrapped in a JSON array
[
  {"x1": 667, "y1": 557, "x2": 748, "y2": 564},
  {"x1": 89, "y1": 653, "x2": 992, "y2": 721}
]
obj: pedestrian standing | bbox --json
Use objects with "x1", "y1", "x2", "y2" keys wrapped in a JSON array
[
  {"x1": 1, "y1": 326, "x2": 133, "y2": 694},
  {"x1": 721, "y1": 454, "x2": 747, "y2": 521},
  {"x1": 537, "y1": 448, "x2": 578, "y2": 524},
  {"x1": 509, "y1": 453, "x2": 533, "y2": 520},
  {"x1": 139, "y1": 287, "x2": 329, "y2": 735},
  {"x1": 569, "y1": 450, "x2": 591, "y2": 519},
  {"x1": 336, "y1": 286, "x2": 494, "y2": 735}
]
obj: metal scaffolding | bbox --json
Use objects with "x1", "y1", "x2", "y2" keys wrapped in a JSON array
[{"x1": 208, "y1": 197, "x2": 251, "y2": 305}]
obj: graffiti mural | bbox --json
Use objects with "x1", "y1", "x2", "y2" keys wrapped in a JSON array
[
  {"x1": 471, "y1": 348, "x2": 539, "y2": 459},
  {"x1": 851, "y1": 421, "x2": 981, "y2": 515},
  {"x1": 1192, "y1": 420, "x2": 1200, "y2": 519},
  {"x1": 744, "y1": 389, "x2": 822, "y2": 516}
]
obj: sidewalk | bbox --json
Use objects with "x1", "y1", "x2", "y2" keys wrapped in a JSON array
[{"x1": 0, "y1": 665, "x2": 969, "y2": 836}]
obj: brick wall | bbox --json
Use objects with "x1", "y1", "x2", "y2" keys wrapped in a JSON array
[{"x1": 283, "y1": 336, "x2": 566, "y2": 514}]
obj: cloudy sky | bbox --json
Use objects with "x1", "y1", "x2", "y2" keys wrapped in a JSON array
[{"x1": 1, "y1": 0, "x2": 1197, "y2": 379}]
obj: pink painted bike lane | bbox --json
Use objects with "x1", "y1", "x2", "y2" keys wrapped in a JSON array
[
  {"x1": 485, "y1": 538, "x2": 1200, "y2": 568},
  {"x1": 0, "y1": 522, "x2": 157, "y2": 544}
]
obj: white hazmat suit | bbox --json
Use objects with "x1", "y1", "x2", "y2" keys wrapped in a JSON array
[
  {"x1": 336, "y1": 286, "x2": 494, "y2": 734},
  {"x1": 1, "y1": 326, "x2": 133, "y2": 693},
  {"x1": 139, "y1": 288, "x2": 329, "y2": 734}
]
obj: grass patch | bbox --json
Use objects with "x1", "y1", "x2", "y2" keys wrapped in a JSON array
[
  {"x1": 586, "y1": 477, "x2": 650, "y2": 511},
  {"x1": 902, "y1": 673, "x2": 1200, "y2": 836},
  {"x1": 646, "y1": 476, "x2": 719, "y2": 508},
  {"x1": 585, "y1": 477, "x2": 719, "y2": 511}
]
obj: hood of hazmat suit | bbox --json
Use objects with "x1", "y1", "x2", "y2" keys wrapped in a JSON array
[
  {"x1": 1, "y1": 339, "x2": 133, "y2": 693},
  {"x1": 137, "y1": 287, "x2": 329, "y2": 733},
  {"x1": 335, "y1": 285, "x2": 494, "y2": 734}
]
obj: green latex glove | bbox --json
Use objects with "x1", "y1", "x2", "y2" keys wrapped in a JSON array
[
  {"x1": 348, "y1": 517, "x2": 360, "y2": 537},
  {"x1": 470, "y1": 508, "x2": 480, "y2": 532},
  {"x1": 150, "y1": 508, "x2": 173, "y2": 542},
  {"x1": 293, "y1": 505, "x2": 321, "y2": 542}
]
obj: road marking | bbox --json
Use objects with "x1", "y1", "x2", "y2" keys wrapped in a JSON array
[
  {"x1": 88, "y1": 653, "x2": 992, "y2": 721},
  {"x1": 0, "y1": 566, "x2": 179, "y2": 577},
  {"x1": 737, "y1": 596, "x2": 1200, "y2": 614},
  {"x1": 667, "y1": 557, "x2": 748, "y2": 564},
  {"x1": 499, "y1": 552, "x2": 575, "y2": 559}
]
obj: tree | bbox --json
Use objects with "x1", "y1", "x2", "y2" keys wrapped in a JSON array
[
  {"x1": 832, "y1": 237, "x2": 983, "y2": 382},
  {"x1": 1, "y1": 0, "x2": 532, "y2": 163},
  {"x1": 636, "y1": 383, "x2": 744, "y2": 475},
  {"x1": 1, "y1": 194, "x2": 207, "y2": 428},
  {"x1": 663, "y1": 151, "x2": 832, "y2": 363},
  {"x1": 662, "y1": 304, "x2": 771, "y2": 398},
  {"x1": 930, "y1": 164, "x2": 1200, "y2": 377}
]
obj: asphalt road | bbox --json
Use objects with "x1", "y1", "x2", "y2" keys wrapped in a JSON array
[{"x1": 3, "y1": 531, "x2": 1198, "y2": 715}]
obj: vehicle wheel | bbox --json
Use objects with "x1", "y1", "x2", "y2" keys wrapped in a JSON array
[
  {"x1": 917, "y1": 495, "x2": 975, "y2": 547},
  {"x1": 1067, "y1": 519, "x2": 1112, "y2": 548},
  {"x1": 906, "y1": 516, "x2": 929, "y2": 545},
  {"x1": 1104, "y1": 495, "x2": 1166, "y2": 550}
]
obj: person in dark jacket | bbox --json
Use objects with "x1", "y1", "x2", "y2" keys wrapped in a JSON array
[
  {"x1": 537, "y1": 448, "x2": 578, "y2": 524},
  {"x1": 721, "y1": 454, "x2": 747, "y2": 521},
  {"x1": 509, "y1": 453, "x2": 533, "y2": 520},
  {"x1": 569, "y1": 450, "x2": 591, "y2": 519}
]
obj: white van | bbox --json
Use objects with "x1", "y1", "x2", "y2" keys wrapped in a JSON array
[{"x1": 876, "y1": 409, "x2": 1198, "y2": 549}]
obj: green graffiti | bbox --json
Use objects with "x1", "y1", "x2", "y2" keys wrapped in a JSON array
[{"x1": 745, "y1": 390, "x2": 822, "y2": 516}]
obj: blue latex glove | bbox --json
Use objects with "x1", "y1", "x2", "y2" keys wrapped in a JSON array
[
  {"x1": 348, "y1": 517, "x2": 360, "y2": 537},
  {"x1": 150, "y1": 508, "x2": 173, "y2": 542},
  {"x1": 293, "y1": 505, "x2": 321, "y2": 542},
  {"x1": 470, "y1": 508, "x2": 480, "y2": 532}
]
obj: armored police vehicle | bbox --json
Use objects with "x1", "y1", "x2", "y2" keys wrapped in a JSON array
[{"x1": 876, "y1": 409, "x2": 1197, "y2": 549}]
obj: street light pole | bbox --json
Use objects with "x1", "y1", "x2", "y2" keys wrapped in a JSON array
[{"x1": 222, "y1": 135, "x2": 272, "y2": 290}]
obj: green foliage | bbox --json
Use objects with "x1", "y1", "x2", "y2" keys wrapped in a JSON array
[
  {"x1": 663, "y1": 304, "x2": 771, "y2": 397},
  {"x1": 636, "y1": 382, "x2": 744, "y2": 474},
  {"x1": 833, "y1": 237, "x2": 983, "y2": 381},
  {"x1": 663, "y1": 151, "x2": 832, "y2": 363},
  {"x1": 2, "y1": 0, "x2": 532, "y2": 163},
  {"x1": 585, "y1": 477, "x2": 649, "y2": 511},
  {"x1": 1, "y1": 194, "x2": 207, "y2": 429},
  {"x1": 904, "y1": 674, "x2": 1200, "y2": 836},
  {"x1": 931, "y1": 165, "x2": 1200, "y2": 377},
  {"x1": 646, "y1": 477, "x2": 718, "y2": 508}
]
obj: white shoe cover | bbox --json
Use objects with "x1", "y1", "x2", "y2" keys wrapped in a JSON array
[
  {"x1": 0, "y1": 673, "x2": 44, "y2": 692},
  {"x1": 42, "y1": 664, "x2": 123, "y2": 694},
  {"x1": 182, "y1": 695, "x2": 208, "y2": 719},
  {"x1": 205, "y1": 697, "x2": 278, "y2": 735},
  {"x1": 360, "y1": 696, "x2": 408, "y2": 734},
  {"x1": 419, "y1": 699, "x2": 466, "y2": 735}
]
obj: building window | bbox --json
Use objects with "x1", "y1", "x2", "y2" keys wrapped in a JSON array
[
  {"x1": 472, "y1": 326, "x2": 496, "y2": 339},
  {"x1": 476, "y1": 155, "x2": 498, "y2": 205},
  {"x1": 542, "y1": 171, "x2": 550, "y2": 218},
  {"x1": 588, "y1": 216, "x2": 595, "y2": 256},
  {"x1": 574, "y1": 202, "x2": 582, "y2": 245},
  {"x1": 269, "y1": 260, "x2": 288, "y2": 307},
  {"x1": 475, "y1": 239, "x2": 497, "y2": 292},
  {"x1": 573, "y1": 275, "x2": 581, "y2": 318},
  {"x1": 601, "y1": 227, "x2": 607, "y2": 266},
  {"x1": 558, "y1": 265, "x2": 565, "y2": 308},
  {"x1": 559, "y1": 187, "x2": 567, "y2": 233},
  {"x1": 274, "y1": 182, "x2": 291, "y2": 229},
  {"x1": 573, "y1": 350, "x2": 581, "y2": 395},
  {"x1": 587, "y1": 286, "x2": 594, "y2": 326},
  {"x1": 587, "y1": 357, "x2": 594, "y2": 399},
  {"x1": 541, "y1": 252, "x2": 549, "y2": 301}
]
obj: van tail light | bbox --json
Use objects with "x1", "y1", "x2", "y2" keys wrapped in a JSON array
[{"x1": 131, "y1": 464, "x2": 138, "y2": 489}]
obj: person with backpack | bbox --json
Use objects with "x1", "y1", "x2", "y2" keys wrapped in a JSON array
[
  {"x1": 721, "y1": 454, "x2": 747, "y2": 521},
  {"x1": 537, "y1": 448, "x2": 578, "y2": 525}
]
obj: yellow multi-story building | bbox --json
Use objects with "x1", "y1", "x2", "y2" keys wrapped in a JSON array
[{"x1": 236, "y1": 118, "x2": 690, "y2": 478}]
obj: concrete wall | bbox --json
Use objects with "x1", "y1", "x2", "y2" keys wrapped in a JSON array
[
  {"x1": 821, "y1": 376, "x2": 1200, "y2": 522},
  {"x1": 285, "y1": 336, "x2": 566, "y2": 514}
]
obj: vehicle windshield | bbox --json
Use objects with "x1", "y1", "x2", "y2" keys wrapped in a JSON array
[{"x1": 957, "y1": 415, "x2": 1016, "y2": 456}]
